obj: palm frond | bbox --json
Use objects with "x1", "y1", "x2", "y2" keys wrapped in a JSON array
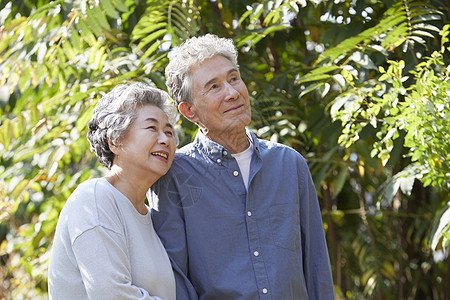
[
  {"x1": 317, "y1": 0, "x2": 442, "y2": 65},
  {"x1": 131, "y1": 0, "x2": 200, "y2": 63}
]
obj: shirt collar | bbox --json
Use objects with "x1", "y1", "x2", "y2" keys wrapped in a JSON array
[{"x1": 193, "y1": 128, "x2": 261, "y2": 161}]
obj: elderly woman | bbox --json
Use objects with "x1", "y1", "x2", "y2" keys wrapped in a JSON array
[{"x1": 48, "y1": 82, "x2": 177, "y2": 300}]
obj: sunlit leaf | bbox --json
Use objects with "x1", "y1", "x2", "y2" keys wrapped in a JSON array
[{"x1": 100, "y1": 0, "x2": 120, "y2": 19}]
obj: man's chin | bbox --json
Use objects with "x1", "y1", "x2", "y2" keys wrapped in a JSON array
[{"x1": 222, "y1": 118, "x2": 251, "y2": 132}]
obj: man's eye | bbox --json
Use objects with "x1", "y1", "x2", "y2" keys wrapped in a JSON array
[
  {"x1": 209, "y1": 84, "x2": 218, "y2": 90},
  {"x1": 165, "y1": 130, "x2": 173, "y2": 136},
  {"x1": 147, "y1": 126, "x2": 156, "y2": 130}
]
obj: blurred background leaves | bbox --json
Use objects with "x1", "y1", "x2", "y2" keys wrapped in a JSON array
[{"x1": 0, "y1": 0, "x2": 449, "y2": 299}]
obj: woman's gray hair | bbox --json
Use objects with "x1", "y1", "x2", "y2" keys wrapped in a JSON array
[
  {"x1": 165, "y1": 34, "x2": 238, "y2": 106},
  {"x1": 87, "y1": 82, "x2": 178, "y2": 169}
]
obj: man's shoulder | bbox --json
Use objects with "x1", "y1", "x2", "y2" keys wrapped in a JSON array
[
  {"x1": 173, "y1": 142, "x2": 198, "y2": 161},
  {"x1": 166, "y1": 142, "x2": 207, "y2": 175},
  {"x1": 256, "y1": 137, "x2": 304, "y2": 159}
]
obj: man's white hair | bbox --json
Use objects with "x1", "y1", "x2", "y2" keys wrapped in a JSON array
[{"x1": 165, "y1": 34, "x2": 239, "y2": 105}]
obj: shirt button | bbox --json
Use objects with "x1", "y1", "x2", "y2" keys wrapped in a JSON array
[
  {"x1": 247, "y1": 211, "x2": 252, "y2": 217},
  {"x1": 253, "y1": 251, "x2": 259, "y2": 257},
  {"x1": 223, "y1": 150, "x2": 228, "y2": 156},
  {"x1": 233, "y1": 170, "x2": 239, "y2": 177},
  {"x1": 217, "y1": 158, "x2": 221, "y2": 163},
  {"x1": 262, "y1": 288, "x2": 268, "y2": 294}
]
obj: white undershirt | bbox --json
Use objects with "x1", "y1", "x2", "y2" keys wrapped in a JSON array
[{"x1": 231, "y1": 138, "x2": 254, "y2": 190}]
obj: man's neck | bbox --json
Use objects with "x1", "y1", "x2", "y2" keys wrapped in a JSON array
[{"x1": 202, "y1": 128, "x2": 250, "y2": 154}]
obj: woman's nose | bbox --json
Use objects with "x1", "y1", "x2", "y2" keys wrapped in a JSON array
[{"x1": 158, "y1": 131, "x2": 170, "y2": 145}]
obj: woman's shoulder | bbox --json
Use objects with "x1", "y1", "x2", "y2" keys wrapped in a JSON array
[
  {"x1": 70, "y1": 178, "x2": 116, "y2": 201},
  {"x1": 60, "y1": 178, "x2": 123, "y2": 239}
]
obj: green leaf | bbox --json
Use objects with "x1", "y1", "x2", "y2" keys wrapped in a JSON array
[
  {"x1": 100, "y1": 0, "x2": 120, "y2": 19},
  {"x1": 295, "y1": 74, "x2": 331, "y2": 85},
  {"x1": 334, "y1": 167, "x2": 347, "y2": 197},
  {"x1": 12, "y1": 114, "x2": 25, "y2": 139},
  {"x1": 135, "y1": 28, "x2": 167, "y2": 53},
  {"x1": 76, "y1": 108, "x2": 93, "y2": 132},
  {"x1": 32, "y1": 214, "x2": 58, "y2": 248},
  {"x1": 430, "y1": 203, "x2": 450, "y2": 250},
  {"x1": 85, "y1": 7, "x2": 103, "y2": 36},
  {"x1": 238, "y1": 10, "x2": 253, "y2": 27},
  {"x1": 112, "y1": 0, "x2": 129, "y2": 12},
  {"x1": 47, "y1": 145, "x2": 69, "y2": 179},
  {"x1": 61, "y1": 40, "x2": 77, "y2": 63},
  {"x1": 76, "y1": 18, "x2": 97, "y2": 46},
  {"x1": 1, "y1": 118, "x2": 11, "y2": 151},
  {"x1": 11, "y1": 179, "x2": 30, "y2": 200},
  {"x1": 18, "y1": 69, "x2": 31, "y2": 93},
  {"x1": 13, "y1": 144, "x2": 50, "y2": 163},
  {"x1": 349, "y1": 52, "x2": 377, "y2": 70},
  {"x1": 140, "y1": 39, "x2": 164, "y2": 63},
  {"x1": 299, "y1": 82, "x2": 324, "y2": 98},
  {"x1": 132, "y1": 23, "x2": 167, "y2": 42},
  {"x1": 91, "y1": 4, "x2": 111, "y2": 31},
  {"x1": 69, "y1": 23, "x2": 83, "y2": 51}
]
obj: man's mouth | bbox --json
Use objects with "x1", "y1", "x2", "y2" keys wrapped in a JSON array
[{"x1": 224, "y1": 105, "x2": 243, "y2": 113}]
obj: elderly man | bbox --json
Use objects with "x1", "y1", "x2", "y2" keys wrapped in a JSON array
[{"x1": 150, "y1": 34, "x2": 334, "y2": 300}]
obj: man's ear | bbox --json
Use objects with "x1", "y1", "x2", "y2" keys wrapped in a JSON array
[{"x1": 178, "y1": 102, "x2": 198, "y2": 123}]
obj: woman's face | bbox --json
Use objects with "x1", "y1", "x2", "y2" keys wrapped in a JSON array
[{"x1": 112, "y1": 104, "x2": 176, "y2": 178}]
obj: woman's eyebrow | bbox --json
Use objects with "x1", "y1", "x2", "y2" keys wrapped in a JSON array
[
  {"x1": 143, "y1": 117, "x2": 158, "y2": 123},
  {"x1": 143, "y1": 117, "x2": 173, "y2": 129}
]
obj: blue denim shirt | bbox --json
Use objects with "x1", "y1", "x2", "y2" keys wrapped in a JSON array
[{"x1": 150, "y1": 130, "x2": 334, "y2": 300}]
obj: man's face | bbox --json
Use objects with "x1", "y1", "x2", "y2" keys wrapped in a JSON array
[{"x1": 185, "y1": 55, "x2": 251, "y2": 137}]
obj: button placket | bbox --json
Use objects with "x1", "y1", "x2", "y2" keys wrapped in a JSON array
[{"x1": 243, "y1": 156, "x2": 270, "y2": 298}]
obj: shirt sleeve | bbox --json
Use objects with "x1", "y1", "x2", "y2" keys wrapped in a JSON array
[
  {"x1": 72, "y1": 225, "x2": 163, "y2": 300},
  {"x1": 150, "y1": 173, "x2": 199, "y2": 300},
  {"x1": 297, "y1": 156, "x2": 335, "y2": 300}
]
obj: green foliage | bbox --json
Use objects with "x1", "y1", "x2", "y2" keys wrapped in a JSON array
[
  {"x1": 333, "y1": 25, "x2": 450, "y2": 189},
  {"x1": 1, "y1": 0, "x2": 449, "y2": 299},
  {"x1": 331, "y1": 24, "x2": 450, "y2": 255},
  {"x1": 295, "y1": 3, "x2": 449, "y2": 296},
  {"x1": 0, "y1": 0, "x2": 195, "y2": 297}
]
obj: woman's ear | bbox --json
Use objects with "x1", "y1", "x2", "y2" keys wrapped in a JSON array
[
  {"x1": 108, "y1": 138, "x2": 120, "y2": 155},
  {"x1": 178, "y1": 101, "x2": 198, "y2": 123}
]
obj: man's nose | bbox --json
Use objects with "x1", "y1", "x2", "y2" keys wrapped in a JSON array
[{"x1": 224, "y1": 82, "x2": 239, "y2": 101}]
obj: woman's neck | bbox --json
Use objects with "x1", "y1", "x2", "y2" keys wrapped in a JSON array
[{"x1": 105, "y1": 166, "x2": 155, "y2": 215}]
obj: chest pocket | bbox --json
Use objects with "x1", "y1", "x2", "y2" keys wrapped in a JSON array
[{"x1": 269, "y1": 203, "x2": 301, "y2": 251}]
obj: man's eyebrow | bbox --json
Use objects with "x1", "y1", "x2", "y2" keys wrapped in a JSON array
[
  {"x1": 203, "y1": 68, "x2": 238, "y2": 89},
  {"x1": 143, "y1": 117, "x2": 173, "y2": 129}
]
